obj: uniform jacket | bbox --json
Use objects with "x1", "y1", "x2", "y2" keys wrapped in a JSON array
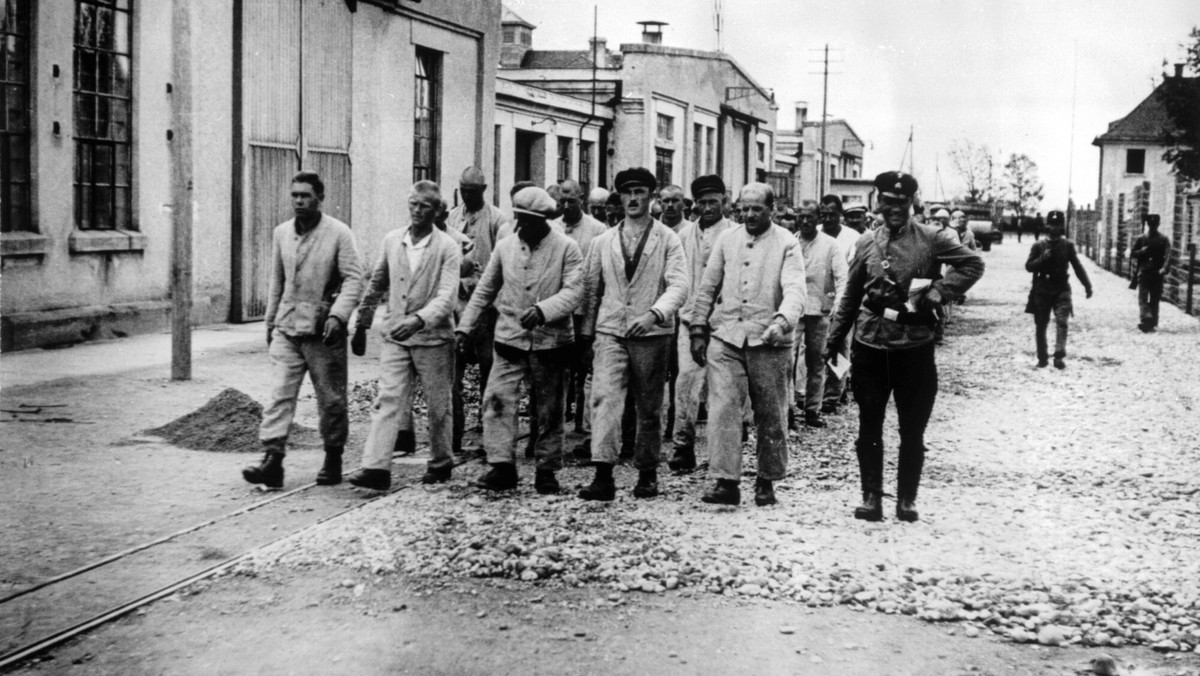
[
  {"x1": 1131, "y1": 232, "x2": 1171, "y2": 280},
  {"x1": 829, "y1": 220, "x2": 984, "y2": 351},
  {"x1": 676, "y1": 217, "x2": 732, "y2": 324},
  {"x1": 799, "y1": 230, "x2": 848, "y2": 316},
  {"x1": 447, "y1": 202, "x2": 510, "y2": 274},
  {"x1": 690, "y1": 223, "x2": 807, "y2": 348},
  {"x1": 355, "y1": 226, "x2": 462, "y2": 346},
  {"x1": 266, "y1": 214, "x2": 364, "y2": 337},
  {"x1": 459, "y1": 230, "x2": 584, "y2": 351},
  {"x1": 1026, "y1": 237, "x2": 1091, "y2": 296},
  {"x1": 580, "y1": 219, "x2": 689, "y2": 338}
]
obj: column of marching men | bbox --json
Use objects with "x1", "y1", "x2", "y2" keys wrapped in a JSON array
[{"x1": 242, "y1": 166, "x2": 984, "y2": 522}]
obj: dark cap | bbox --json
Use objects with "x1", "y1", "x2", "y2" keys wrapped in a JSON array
[
  {"x1": 690, "y1": 174, "x2": 726, "y2": 199},
  {"x1": 1047, "y1": 210, "x2": 1065, "y2": 227},
  {"x1": 614, "y1": 167, "x2": 657, "y2": 193},
  {"x1": 844, "y1": 205, "x2": 868, "y2": 216},
  {"x1": 873, "y1": 171, "x2": 918, "y2": 200},
  {"x1": 1145, "y1": 213, "x2": 1160, "y2": 226}
]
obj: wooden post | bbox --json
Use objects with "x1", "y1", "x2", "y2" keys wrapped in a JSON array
[
  {"x1": 170, "y1": 0, "x2": 194, "y2": 380},
  {"x1": 1187, "y1": 242, "x2": 1196, "y2": 316}
]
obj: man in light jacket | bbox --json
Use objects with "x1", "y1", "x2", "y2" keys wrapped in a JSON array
[
  {"x1": 793, "y1": 200, "x2": 847, "y2": 428},
  {"x1": 345, "y1": 181, "x2": 463, "y2": 491},
  {"x1": 689, "y1": 182, "x2": 806, "y2": 507}
]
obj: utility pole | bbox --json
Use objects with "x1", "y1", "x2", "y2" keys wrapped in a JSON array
[
  {"x1": 170, "y1": 0, "x2": 194, "y2": 381},
  {"x1": 819, "y1": 44, "x2": 829, "y2": 197}
]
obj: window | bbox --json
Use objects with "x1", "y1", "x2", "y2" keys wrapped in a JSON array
[
  {"x1": 1, "y1": 0, "x2": 32, "y2": 233},
  {"x1": 705, "y1": 127, "x2": 715, "y2": 173},
  {"x1": 656, "y1": 113, "x2": 674, "y2": 142},
  {"x1": 757, "y1": 141, "x2": 766, "y2": 164},
  {"x1": 578, "y1": 141, "x2": 592, "y2": 195},
  {"x1": 556, "y1": 136, "x2": 572, "y2": 183},
  {"x1": 413, "y1": 48, "x2": 441, "y2": 182},
  {"x1": 74, "y1": 0, "x2": 134, "y2": 231},
  {"x1": 655, "y1": 148, "x2": 673, "y2": 187},
  {"x1": 502, "y1": 26, "x2": 515, "y2": 43},
  {"x1": 1126, "y1": 148, "x2": 1145, "y2": 174},
  {"x1": 692, "y1": 123, "x2": 703, "y2": 178}
]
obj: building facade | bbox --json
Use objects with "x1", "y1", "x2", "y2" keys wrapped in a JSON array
[
  {"x1": 775, "y1": 102, "x2": 869, "y2": 207},
  {"x1": 1, "y1": 0, "x2": 502, "y2": 350}
]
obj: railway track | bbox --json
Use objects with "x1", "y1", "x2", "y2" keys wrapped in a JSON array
[{"x1": 0, "y1": 463, "x2": 429, "y2": 671}]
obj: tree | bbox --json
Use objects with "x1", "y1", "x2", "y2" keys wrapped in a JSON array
[
  {"x1": 947, "y1": 139, "x2": 997, "y2": 203},
  {"x1": 1162, "y1": 26, "x2": 1200, "y2": 181},
  {"x1": 1002, "y1": 153, "x2": 1044, "y2": 219}
]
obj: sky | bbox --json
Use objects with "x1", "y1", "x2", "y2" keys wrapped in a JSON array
[{"x1": 504, "y1": 0, "x2": 1198, "y2": 210}]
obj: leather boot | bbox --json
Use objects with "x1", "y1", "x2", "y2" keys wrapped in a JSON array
[
  {"x1": 578, "y1": 463, "x2": 616, "y2": 501},
  {"x1": 701, "y1": 479, "x2": 741, "y2": 506},
  {"x1": 754, "y1": 478, "x2": 777, "y2": 506},
  {"x1": 667, "y1": 445, "x2": 696, "y2": 473},
  {"x1": 855, "y1": 439, "x2": 884, "y2": 495},
  {"x1": 473, "y1": 463, "x2": 518, "y2": 491},
  {"x1": 394, "y1": 429, "x2": 416, "y2": 456},
  {"x1": 896, "y1": 442, "x2": 925, "y2": 522},
  {"x1": 534, "y1": 469, "x2": 560, "y2": 495},
  {"x1": 854, "y1": 492, "x2": 883, "y2": 521},
  {"x1": 632, "y1": 468, "x2": 659, "y2": 499},
  {"x1": 315, "y1": 445, "x2": 343, "y2": 485},
  {"x1": 420, "y1": 465, "x2": 452, "y2": 485},
  {"x1": 243, "y1": 451, "x2": 284, "y2": 488},
  {"x1": 346, "y1": 468, "x2": 391, "y2": 491},
  {"x1": 896, "y1": 498, "x2": 919, "y2": 522}
]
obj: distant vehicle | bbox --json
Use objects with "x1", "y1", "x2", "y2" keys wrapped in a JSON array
[{"x1": 927, "y1": 202, "x2": 1001, "y2": 251}]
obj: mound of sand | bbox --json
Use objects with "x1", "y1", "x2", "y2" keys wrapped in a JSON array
[{"x1": 144, "y1": 388, "x2": 319, "y2": 452}]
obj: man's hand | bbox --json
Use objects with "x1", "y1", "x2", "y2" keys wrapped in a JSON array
[
  {"x1": 455, "y1": 331, "x2": 471, "y2": 356},
  {"x1": 1086, "y1": 287, "x2": 1094, "y2": 299},
  {"x1": 824, "y1": 344, "x2": 839, "y2": 367},
  {"x1": 690, "y1": 334, "x2": 709, "y2": 366},
  {"x1": 389, "y1": 315, "x2": 424, "y2": 342},
  {"x1": 322, "y1": 316, "x2": 345, "y2": 347},
  {"x1": 760, "y1": 319, "x2": 788, "y2": 346},
  {"x1": 519, "y1": 306, "x2": 545, "y2": 330},
  {"x1": 625, "y1": 311, "x2": 659, "y2": 338},
  {"x1": 266, "y1": 325, "x2": 274, "y2": 348},
  {"x1": 351, "y1": 326, "x2": 368, "y2": 356}
]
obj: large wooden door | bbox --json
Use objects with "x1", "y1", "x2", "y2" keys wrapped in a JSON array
[{"x1": 237, "y1": 0, "x2": 352, "y2": 321}]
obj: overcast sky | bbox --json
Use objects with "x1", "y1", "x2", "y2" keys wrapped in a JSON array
[{"x1": 505, "y1": 0, "x2": 1198, "y2": 210}]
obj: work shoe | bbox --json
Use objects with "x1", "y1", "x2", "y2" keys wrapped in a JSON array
[
  {"x1": 787, "y1": 408, "x2": 799, "y2": 432},
  {"x1": 1053, "y1": 356, "x2": 1066, "y2": 370},
  {"x1": 534, "y1": 469, "x2": 561, "y2": 495},
  {"x1": 473, "y1": 463, "x2": 518, "y2": 492},
  {"x1": 853, "y1": 492, "x2": 883, "y2": 521},
  {"x1": 394, "y1": 429, "x2": 417, "y2": 456},
  {"x1": 804, "y1": 412, "x2": 826, "y2": 428},
  {"x1": 578, "y1": 463, "x2": 616, "y2": 501},
  {"x1": 667, "y1": 446, "x2": 696, "y2": 473},
  {"x1": 1036, "y1": 358, "x2": 1049, "y2": 368},
  {"x1": 632, "y1": 469, "x2": 659, "y2": 499},
  {"x1": 820, "y1": 402, "x2": 839, "y2": 415},
  {"x1": 346, "y1": 468, "x2": 391, "y2": 491},
  {"x1": 572, "y1": 440, "x2": 592, "y2": 463},
  {"x1": 754, "y1": 478, "x2": 777, "y2": 506},
  {"x1": 701, "y1": 479, "x2": 741, "y2": 506},
  {"x1": 242, "y1": 452, "x2": 284, "y2": 489},
  {"x1": 896, "y1": 498, "x2": 919, "y2": 522},
  {"x1": 315, "y1": 446, "x2": 343, "y2": 486},
  {"x1": 420, "y1": 466, "x2": 452, "y2": 485}
]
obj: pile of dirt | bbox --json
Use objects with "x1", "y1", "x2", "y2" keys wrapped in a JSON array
[{"x1": 144, "y1": 388, "x2": 318, "y2": 453}]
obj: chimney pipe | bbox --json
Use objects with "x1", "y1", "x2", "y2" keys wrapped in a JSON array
[
  {"x1": 589, "y1": 37, "x2": 607, "y2": 68},
  {"x1": 795, "y1": 101, "x2": 808, "y2": 131},
  {"x1": 637, "y1": 20, "x2": 666, "y2": 45}
]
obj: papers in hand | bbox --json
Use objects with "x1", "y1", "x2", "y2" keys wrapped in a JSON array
[
  {"x1": 909, "y1": 277, "x2": 933, "y2": 294},
  {"x1": 827, "y1": 353, "x2": 850, "y2": 379}
]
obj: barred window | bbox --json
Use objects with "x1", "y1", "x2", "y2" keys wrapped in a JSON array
[
  {"x1": 556, "y1": 136, "x2": 571, "y2": 183},
  {"x1": 413, "y1": 48, "x2": 441, "y2": 183},
  {"x1": 75, "y1": 0, "x2": 134, "y2": 231},
  {"x1": 578, "y1": 141, "x2": 592, "y2": 195},
  {"x1": 1, "y1": 0, "x2": 32, "y2": 233},
  {"x1": 655, "y1": 147, "x2": 673, "y2": 187}
]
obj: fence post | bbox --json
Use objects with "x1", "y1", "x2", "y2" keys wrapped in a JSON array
[{"x1": 1188, "y1": 242, "x2": 1196, "y2": 316}]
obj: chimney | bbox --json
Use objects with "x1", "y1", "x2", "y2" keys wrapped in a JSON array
[
  {"x1": 794, "y1": 101, "x2": 808, "y2": 131},
  {"x1": 1175, "y1": 63, "x2": 1185, "y2": 78},
  {"x1": 589, "y1": 37, "x2": 607, "y2": 68},
  {"x1": 637, "y1": 20, "x2": 667, "y2": 45}
]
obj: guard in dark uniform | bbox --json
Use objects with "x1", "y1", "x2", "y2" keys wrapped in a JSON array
[
  {"x1": 1025, "y1": 210, "x2": 1093, "y2": 369},
  {"x1": 825, "y1": 172, "x2": 984, "y2": 522},
  {"x1": 1130, "y1": 214, "x2": 1172, "y2": 333}
]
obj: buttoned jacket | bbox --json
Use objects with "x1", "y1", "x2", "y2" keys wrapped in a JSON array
[
  {"x1": 799, "y1": 231, "x2": 848, "y2": 316},
  {"x1": 689, "y1": 223, "x2": 807, "y2": 348},
  {"x1": 356, "y1": 226, "x2": 462, "y2": 346},
  {"x1": 447, "y1": 202, "x2": 510, "y2": 273},
  {"x1": 676, "y1": 217, "x2": 732, "y2": 324},
  {"x1": 459, "y1": 230, "x2": 584, "y2": 351},
  {"x1": 580, "y1": 219, "x2": 689, "y2": 338},
  {"x1": 266, "y1": 214, "x2": 364, "y2": 337}
]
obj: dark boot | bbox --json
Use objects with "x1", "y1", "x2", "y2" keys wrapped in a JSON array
[
  {"x1": 701, "y1": 479, "x2": 741, "y2": 505},
  {"x1": 315, "y1": 446, "x2": 343, "y2": 485},
  {"x1": 578, "y1": 463, "x2": 616, "y2": 501},
  {"x1": 787, "y1": 406, "x2": 798, "y2": 432},
  {"x1": 896, "y1": 442, "x2": 925, "y2": 522},
  {"x1": 473, "y1": 463, "x2": 518, "y2": 491},
  {"x1": 896, "y1": 498, "x2": 919, "y2": 522},
  {"x1": 534, "y1": 469, "x2": 560, "y2": 495},
  {"x1": 572, "y1": 439, "x2": 592, "y2": 463},
  {"x1": 754, "y1": 478, "x2": 777, "y2": 506},
  {"x1": 420, "y1": 465, "x2": 452, "y2": 485},
  {"x1": 632, "y1": 468, "x2": 659, "y2": 499},
  {"x1": 347, "y1": 468, "x2": 391, "y2": 491},
  {"x1": 854, "y1": 492, "x2": 883, "y2": 521},
  {"x1": 804, "y1": 412, "x2": 826, "y2": 428},
  {"x1": 1053, "y1": 351, "x2": 1066, "y2": 370},
  {"x1": 394, "y1": 429, "x2": 416, "y2": 456},
  {"x1": 667, "y1": 445, "x2": 696, "y2": 473},
  {"x1": 243, "y1": 451, "x2": 284, "y2": 489}
]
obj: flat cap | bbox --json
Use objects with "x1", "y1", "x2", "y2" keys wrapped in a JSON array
[
  {"x1": 1145, "y1": 213, "x2": 1160, "y2": 226},
  {"x1": 614, "y1": 167, "x2": 657, "y2": 193},
  {"x1": 690, "y1": 174, "x2": 727, "y2": 199},
  {"x1": 933, "y1": 208, "x2": 951, "y2": 219},
  {"x1": 873, "y1": 171, "x2": 918, "y2": 199},
  {"x1": 587, "y1": 187, "x2": 610, "y2": 203},
  {"x1": 1047, "y1": 210, "x2": 1065, "y2": 227},
  {"x1": 511, "y1": 186, "x2": 557, "y2": 218},
  {"x1": 844, "y1": 205, "x2": 869, "y2": 216}
]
